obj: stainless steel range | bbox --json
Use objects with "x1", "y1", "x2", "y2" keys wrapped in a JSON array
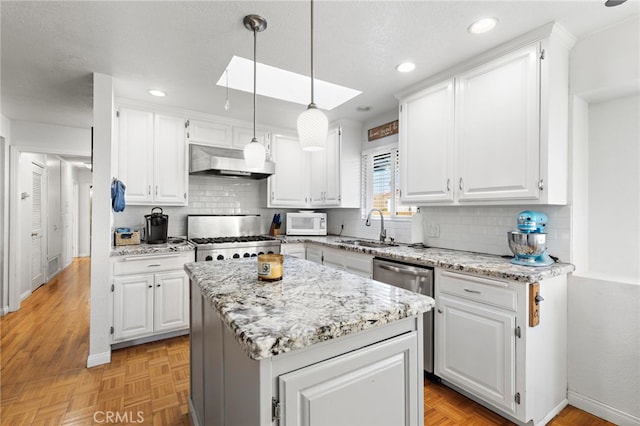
[{"x1": 187, "y1": 215, "x2": 281, "y2": 262}]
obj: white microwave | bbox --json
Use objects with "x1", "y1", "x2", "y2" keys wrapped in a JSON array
[{"x1": 286, "y1": 212, "x2": 327, "y2": 236}]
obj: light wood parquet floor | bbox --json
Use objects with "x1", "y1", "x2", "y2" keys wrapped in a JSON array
[{"x1": 1, "y1": 258, "x2": 615, "y2": 425}]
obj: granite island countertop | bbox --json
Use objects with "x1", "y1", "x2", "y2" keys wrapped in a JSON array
[
  {"x1": 185, "y1": 257, "x2": 435, "y2": 360},
  {"x1": 110, "y1": 239, "x2": 194, "y2": 257},
  {"x1": 280, "y1": 235, "x2": 575, "y2": 283}
]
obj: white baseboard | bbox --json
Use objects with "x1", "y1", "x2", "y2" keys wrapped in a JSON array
[
  {"x1": 537, "y1": 398, "x2": 568, "y2": 426},
  {"x1": 188, "y1": 398, "x2": 200, "y2": 426},
  {"x1": 87, "y1": 351, "x2": 111, "y2": 368},
  {"x1": 0, "y1": 305, "x2": 8, "y2": 316},
  {"x1": 20, "y1": 289, "x2": 31, "y2": 301},
  {"x1": 78, "y1": 252, "x2": 90, "y2": 258},
  {"x1": 569, "y1": 390, "x2": 640, "y2": 425}
]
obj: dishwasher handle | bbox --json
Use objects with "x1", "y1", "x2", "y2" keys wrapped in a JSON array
[{"x1": 378, "y1": 263, "x2": 433, "y2": 279}]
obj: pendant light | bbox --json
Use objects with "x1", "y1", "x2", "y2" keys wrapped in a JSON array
[
  {"x1": 297, "y1": 0, "x2": 328, "y2": 151},
  {"x1": 243, "y1": 15, "x2": 268, "y2": 169}
]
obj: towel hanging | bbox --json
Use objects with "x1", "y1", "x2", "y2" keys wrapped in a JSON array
[{"x1": 111, "y1": 178, "x2": 126, "y2": 212}]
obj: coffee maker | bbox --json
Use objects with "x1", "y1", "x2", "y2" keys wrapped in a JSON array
[
  {"x1": 507, "y1": 210, "x2": 554, "y2": 267},
  {"x1": 145, "y1": 207, "x2": 168, "y2": 244}
]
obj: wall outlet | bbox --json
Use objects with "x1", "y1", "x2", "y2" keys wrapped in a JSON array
[{"x1": 428, "y1": 224, "x2": 440, "y2": 238}]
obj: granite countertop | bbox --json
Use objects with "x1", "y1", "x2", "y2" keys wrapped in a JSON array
[
  {"x1": 110, "y1": 238, "x2": 194, "y2": 257},
  {"x1": 185, "y1": 257, "x2": 435, "y2": 360},
  {"x1": 280, "y1": 235, "x2": 575, "y2": 283}
]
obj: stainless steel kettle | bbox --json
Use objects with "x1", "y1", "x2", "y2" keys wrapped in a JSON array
[{"x1": 145, "y1": 207, "x2": 168, "y2": 244}]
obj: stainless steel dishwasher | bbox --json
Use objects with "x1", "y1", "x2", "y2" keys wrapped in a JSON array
[{"x1": 373, "y1": 258, "x2": 434, "y2": 374}]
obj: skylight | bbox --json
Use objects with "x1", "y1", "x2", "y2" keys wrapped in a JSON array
[{"x1": 216, "y1": 56, "x2": 361, "y2": 111}]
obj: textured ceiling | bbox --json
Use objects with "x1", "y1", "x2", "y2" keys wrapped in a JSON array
[{"x1": 2, "y1": 1, "x2": 639, "y2": 132}]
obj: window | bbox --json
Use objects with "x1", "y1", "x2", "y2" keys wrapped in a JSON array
[{"x1": 361, "y1": 146, "x2": 416, "y2": 219}]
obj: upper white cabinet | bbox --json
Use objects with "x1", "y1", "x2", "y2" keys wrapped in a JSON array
[
  {"x1": 268, "y1": 133, "x2": 309, "y2": 207},
  {"x1": 456, "y1": 44, "x2": 539, "y2": 201},
  {"x1": 186, "y1": 119, "x2": 232, "y2": 148},
  {"x1": 231, "y1": 125, "x2": 269, "y2": 152},
  {"x1": 398, "y1": 24, "x2": 574, "y2": 205},
  {"x1": 268, "y1": 121, "x2": 361, "y2": 209},
  {"x1": 117, "y1": 106, "x2": 188, "y2": 206},
  {"x1": 399, "y1": 79, "x2": 454, "y2": 203}
]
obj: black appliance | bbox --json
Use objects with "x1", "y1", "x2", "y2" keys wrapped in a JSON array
[{"x1": 145, "y1": 207, "x2": 168, "y2": 244}]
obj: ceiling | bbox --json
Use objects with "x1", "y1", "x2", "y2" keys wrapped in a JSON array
[{"x1": 2, "y1": 1, "x2": 639, "y2": 132}]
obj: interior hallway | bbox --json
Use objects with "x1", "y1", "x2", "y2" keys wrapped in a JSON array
[{"x1": 0, "y1": 258, "x2": 612, "y2": 425}]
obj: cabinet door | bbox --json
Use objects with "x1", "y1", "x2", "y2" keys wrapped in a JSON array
[
  {"x1": 231, "y1": 125, "x2": 269, "y2": 152},
  {"x1": 154, "y1": 114, "x2": 188, "y2": 205},
  {"x1": 154, "y1": 271, "x2": 189, "y2": 333},
  {"x1": 310, "y1": 128, "x2": 341, "y2": 207},
  {"x1": 279, "y1": 332, "x2": 420, "y2": 426},
  {"x1": 281, "y1": 243, "x2": 306, "y2": 258},
  {"x1": 456, "y1": 43, "x2": 540, "y2": 201},
  {"x1": 305, "y1": 246, "x2": 323, "y2": 264},
  {"x1": 343, "y1": 252, "x2": 373, "y2": 278},
  {"x1": 400, "y1": 79, "x2": 454, "y2": 203},
  {"x1": 188, "y1": 119, "x2": 232, "y2": 148},
  {"x1": 268, "y1": 134, "x2": 308, "y2": 207},
  {"x1": 113, "y1": 275, "x2": 154, "y2": 341},
  {"x1": 435, "y1": 293, "x2": 517, "y2": 415},
  {"x1": 117, "y1": 107, "x2": 154, "y2": 203}
]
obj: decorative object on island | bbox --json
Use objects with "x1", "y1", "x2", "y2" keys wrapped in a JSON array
[
  {"x1": 507, "y1": 210, "x2": 554, "y2": 266},
  {"x1": 242, "y1": 14, "x2": 268, "y2": 169},
  {"x1": 297, "y1": 0, "x2": 328, "y2": 152},
  {"x1": 257, "y1": 253, "x2": 283, "y2": 281}
]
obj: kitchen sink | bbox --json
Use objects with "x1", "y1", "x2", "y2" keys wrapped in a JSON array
[{"x1": 338, "y1": 239, "x2": 399, "y2": 248}]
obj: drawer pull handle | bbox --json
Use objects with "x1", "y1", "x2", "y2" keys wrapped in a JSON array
[
  {"x1": 123, "y1": 254, "x2": 182, "y2": 261},
  {"x1": 148, "y1": 285, "x2": 153, "y2": 288},
  {"x1": 464, "y1": 288, "x2": 482, "y2": 294},
  {"x1": 148, "y1": 264, "x2": 162, "y2": 267},
  {"x1": 378, "y1": 263, "x2": 433, "y2": 278}
]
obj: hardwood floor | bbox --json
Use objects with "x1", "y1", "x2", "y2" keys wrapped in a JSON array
[{"x1": 1, "y1": 258, "x2": 614, "y2": 425}]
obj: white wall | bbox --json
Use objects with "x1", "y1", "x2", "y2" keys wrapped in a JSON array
[
  {"x1": 568, "y1": 16, "x2": 640, "y2": 425},
  {"x1": 60, "y1": 160, "x2": 74, "y2": 268},
  {"x1": 11, "y1": 121, "x2": 91, "y2": 156},
  {"x1": 77, "y1": 169, "x2": 92, "y2": 257},
  {"x1": 46, "y1": 157, "x2": 62, "y2": 278}
]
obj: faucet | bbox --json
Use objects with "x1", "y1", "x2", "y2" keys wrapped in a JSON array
[{"x1": 365, "y1": 209, "x2": 387, "y2": 243}]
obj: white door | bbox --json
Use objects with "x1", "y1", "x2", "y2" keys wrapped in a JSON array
[
  {"x1": 268, "y1": 134, "x2": 308, "y2": 207},
  {"x1": 30, "y1": 163, "x2": 45, "y2": 290},
  {"x1": 435, "y1": 293, "x2": 517, "y2": 415},
  {"x1": 279, "y1": 332, "x2": 419, "y2": 426},
  {"x1": 153, "y1": 271, "x2": 189, "y2": 333},
  {"x1": 400, "y1": 79, "x2": 455, "y2": 203},
  {"x1": 113, "y1": 275, "x2": 154, "y2": 341},
  {"x1": 154, "y1": 113, "x2": 187, "y2": 205},
  {"x1": 455, "y1": 43, "x2": 540, "y2": 201}
]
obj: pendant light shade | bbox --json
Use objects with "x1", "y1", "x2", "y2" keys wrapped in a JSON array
[
  {"x1": 243, "y1": 14, "x2": 267, "y2": 169},
  {"x1": 297, "y1": 0, "x2": 327, "y2": 151},
  {"x1": 297, "y1": 105, "x2": 328, "y2": 151}
]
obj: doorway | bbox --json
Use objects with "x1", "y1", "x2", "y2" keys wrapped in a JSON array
[{"x1": 30, "y1": 162, "x2": 45, "y2": 291}]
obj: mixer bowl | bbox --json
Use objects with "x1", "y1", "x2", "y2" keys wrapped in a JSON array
[{"x1": 507, "y1": 231, "x2": 547, "y2": 257}]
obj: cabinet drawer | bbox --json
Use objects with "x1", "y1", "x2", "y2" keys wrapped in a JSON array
[
  {"x1": 438, "y1": 270, "x2": 517, "y2": 311},
  {"x1": 113, "y1": 252, "x2": 194, "y2": 276}
]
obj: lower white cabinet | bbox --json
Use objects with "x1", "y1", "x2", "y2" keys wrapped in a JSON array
[
  {"x1": 435, "y1": 269, "x2": 568, "y2": 425},
  {"x1": 304, "y1": 244, "x2": 374, "y2": 278},
  {"x1": 281, "y1": 243, "x2": 306, "y2": 258},
  {"x1": 111, "y1": 251, "x2": 193, "y2": 343}
]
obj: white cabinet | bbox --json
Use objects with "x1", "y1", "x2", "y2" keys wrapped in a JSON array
[
  {"x1": 186, "y1": 119, "x2": 232, "y2": 148},
  {"x1": 434, "y1": 268, "x2": 568, "y2": 425},
  {"x1": 456, "y1": 44, "x2": 540, "y2": 201},
  {"x1": 305, "y1": 245, "x2": 373, "y2": 278},
  {"x1": 399, "y1": 79, "x2": 454, "y2": 203},
  {"x1": 111, "y1": 251, "x2": 193, "y2": 344},
  {"x1": 398, "y1": 24, "x2": 572, "y2": 205},
  {"x1": 268, "y1": 133, "x2": 309, "y2": 207},
  {"x1": 117, "y1": 106, "x2": 188, "y2": 206},
  {"x1": 268, "y1": 122, "x2": 361, "y2": 208},
  {"x1": 278, "y1": 332, "x2": 419, "y2": 426},
  {"x1": 231, "y1": 125, "x2": 269, "y2": 151},
  {"x1": 281, "y1": 243, "x2": 306, "y2": 258},
  {"x1": 309, "y1": 128, "x2": 341, "y2": 207}
]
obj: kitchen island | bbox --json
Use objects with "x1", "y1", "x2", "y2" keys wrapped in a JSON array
[{"x1": 186, "y1": 257, "x2": 435, "y2": 426}]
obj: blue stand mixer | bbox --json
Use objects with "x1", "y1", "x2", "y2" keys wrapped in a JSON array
[{"x1": 507, "y1": 211, "x2": 554, "y2": 267}]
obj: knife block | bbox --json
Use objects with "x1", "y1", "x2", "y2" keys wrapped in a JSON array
[{"x1": 269, "y1": 223, "x2": 281, "y2": 236}]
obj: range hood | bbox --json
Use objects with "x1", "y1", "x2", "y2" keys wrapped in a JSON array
[{"x1": 189, "y1": 144, "x2": 275, "y2": 179}]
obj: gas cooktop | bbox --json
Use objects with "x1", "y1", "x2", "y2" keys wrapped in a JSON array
[{"x1": 190, "y1": 235, "x2": 277, "y2": 245}]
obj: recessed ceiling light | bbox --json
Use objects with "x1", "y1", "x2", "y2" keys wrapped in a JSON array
[
  {"x1": 604, "y1": 0, "x2": 627, "y2": 6},
  {"x1": 217, "y1": 56, "x2": 361, "y2": 110},
  {"x1": 148, "y1": 89, "x2": 166, "y2": 97},
  {"x1": 468, "y1": 17, "x2": 498, "y2": 34},
  {"x1": 395, "y1": 62, "x2": 416, "y2": 73}
]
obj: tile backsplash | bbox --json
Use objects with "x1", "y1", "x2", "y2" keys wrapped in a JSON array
[{"x1": 114, "y1": 177, "x2": 571, "y2": 262}]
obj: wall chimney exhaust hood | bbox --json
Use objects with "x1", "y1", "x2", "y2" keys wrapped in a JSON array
[{"x1": 189, "y1": 144, "x2": 274, "y2": 179}]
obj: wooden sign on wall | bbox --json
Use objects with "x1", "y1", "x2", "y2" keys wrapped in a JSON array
[{"x1": 368, "y1": 120, "x2": 398, "y2": 141}]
